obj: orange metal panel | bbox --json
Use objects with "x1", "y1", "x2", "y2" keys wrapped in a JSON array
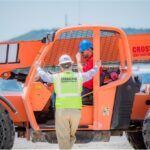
[
  {"x1": 80, "y1": 106, "x2": 93, "y2": 125},
  {"x1": 95, "y1": 86, "x2": 117, "y2": 130},
  {"x1": 128, "y1": 34, "x2": 150, "y2": 61},
  {"x1": 30, "y1": 82, "x2": 52, "y2": 111},
  {"x1": 131, "y1": 93, "x2": 150, "y2": 120}
]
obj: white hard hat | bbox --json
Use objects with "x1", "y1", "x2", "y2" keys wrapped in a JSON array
[{"x1": 59, "y1": 54, "x2": 73, "y2": 65}]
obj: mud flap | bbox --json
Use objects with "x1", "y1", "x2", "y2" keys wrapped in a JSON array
[{"x1": 111, "y1": 76, "x2": 141, "y2": 129}]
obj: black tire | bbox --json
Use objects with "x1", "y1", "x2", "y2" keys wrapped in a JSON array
[
  {"x1": 125, "y1": 131, "x2": 146, "y2": 149},
  {"x1": 0, "y1": 104, "x2": 15, "y2": 149},
  {"x1": 143, "y1": 109, "x2": 150, "y2": 149}
]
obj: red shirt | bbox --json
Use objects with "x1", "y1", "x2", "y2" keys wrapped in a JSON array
[{"x1": 82, "y1": 55, "x2": 102, "y2": 90}]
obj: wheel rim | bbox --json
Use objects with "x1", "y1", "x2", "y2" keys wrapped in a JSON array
[{"x1": 143, "y1": 110, "x2": 150, "y2": 149}]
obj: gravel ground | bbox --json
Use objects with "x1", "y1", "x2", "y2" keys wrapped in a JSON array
[{"x1": 13, "y1": 134, "x2": 133, "y2": 149}]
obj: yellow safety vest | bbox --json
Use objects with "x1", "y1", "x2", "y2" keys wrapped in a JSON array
[{"x1": 53, "y1": 71, "x2": 83, "y2": 109}]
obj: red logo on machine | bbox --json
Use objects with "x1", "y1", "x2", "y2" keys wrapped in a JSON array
[{"x1": 132, "y1": 46, "x2": 150, "y2": 57}]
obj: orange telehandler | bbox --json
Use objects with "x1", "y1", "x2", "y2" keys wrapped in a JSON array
[{"x1": 0, "y1": 25, "x2": 150, "y2": 149}]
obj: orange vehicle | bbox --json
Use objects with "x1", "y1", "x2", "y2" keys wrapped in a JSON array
[{"x1": 0, "y1": 26, "x2": 150, "y2": 149}]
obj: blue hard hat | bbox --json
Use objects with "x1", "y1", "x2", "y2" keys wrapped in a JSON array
[{"x1": 79, "y1": 40, "x2": 93, "y2": 53}]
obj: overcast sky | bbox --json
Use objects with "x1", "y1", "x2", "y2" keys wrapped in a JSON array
[{"x1": 0, "y1": 0, "x2": 150, "y2": 41}]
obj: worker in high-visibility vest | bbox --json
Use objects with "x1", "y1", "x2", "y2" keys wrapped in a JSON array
[{"x1": 35, "y1": 54, "x2": 101, "y2": 149}]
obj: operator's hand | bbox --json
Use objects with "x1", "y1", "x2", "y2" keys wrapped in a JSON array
[
  {"x1": 34, "y1": 61, "x2": 41, "y2": 81},
  {"x1": 34, "y1": 61, "x2": 41, "y2": 69},
  {"x1": 76, "y1": 52, "x2": 81, "y2": 63},
  {"x1": 145, "y1": 84, "x2": 150, "y2": 94},
  {"x1": 34, "y1": 74, "x2": 40, "y2": 81},
  {"x1": 95, "y1": 60, "x2": 101, "y2": 67}
]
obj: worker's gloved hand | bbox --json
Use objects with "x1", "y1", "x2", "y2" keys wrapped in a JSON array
[
  {"x1": 34, "y1": 74, "x2": 41, "y2": 81},
  {"x1": 76, "y1": 52, "x2": 81, "y2": 63},
  {"x1": 95, "y1": 60, "x2": 101, "y2": 67},
  {"x1": 145, "y1": 84, "x2": 150, "y2": 94},
  {"x1": 34, "y1": 61, "x2": 41, "y2": 69}
]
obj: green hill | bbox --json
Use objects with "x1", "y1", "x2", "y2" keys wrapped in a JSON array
[
  {"x1": 9, "y1": 28, "x2": 58, "y2": 42},
  {"x1": 8, "y1": 27, "x2": 150, "y2": 42},
  {"x1": 123, "y1": 27, "x2": 150, "y2": 34}
]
